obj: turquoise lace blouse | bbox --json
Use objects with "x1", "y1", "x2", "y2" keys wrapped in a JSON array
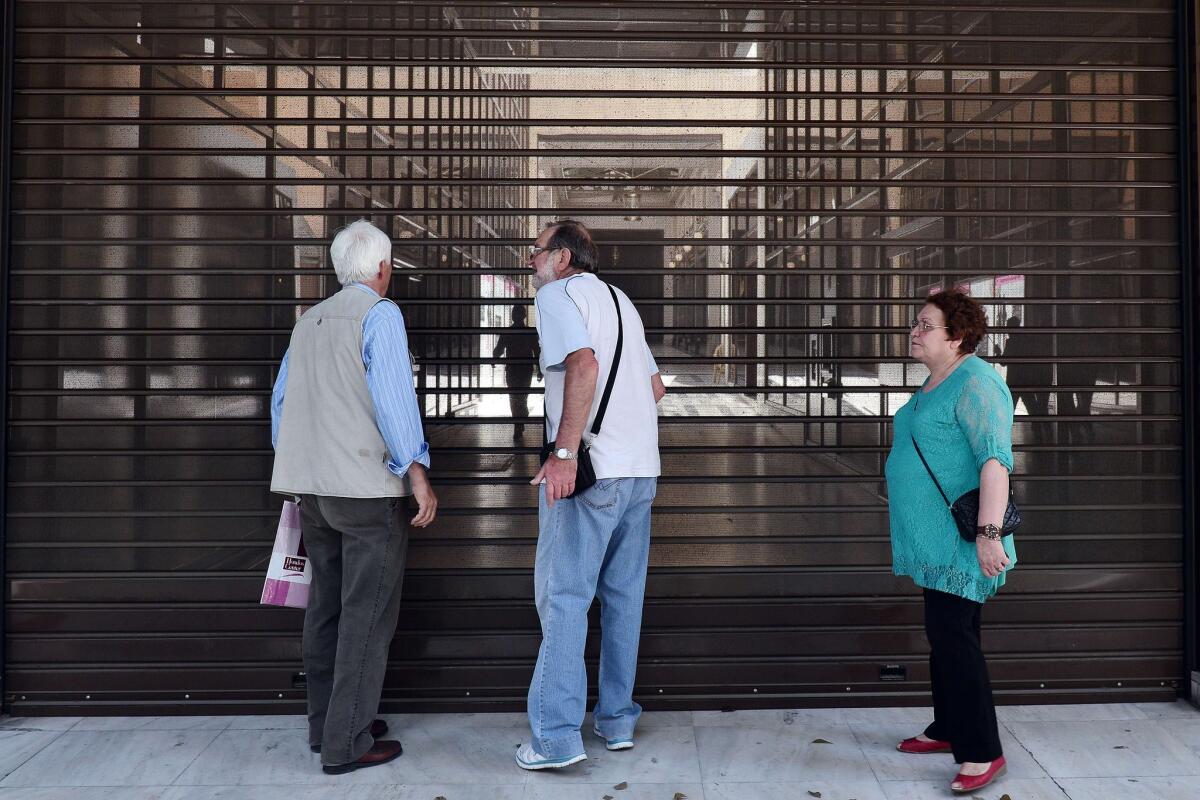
[{"x1": 885, "y1": 355, "x2": 1017, "y2": 603}]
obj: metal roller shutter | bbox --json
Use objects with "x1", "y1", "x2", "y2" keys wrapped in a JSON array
[{"x1": 2, "y1": 0, "x2": 1185, "y2": 713}]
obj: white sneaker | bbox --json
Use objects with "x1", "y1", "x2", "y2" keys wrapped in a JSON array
[
  {"x1": 592, "y1": 725, "x2": 634, "y2": 751},
  {"x1": 514, "y1": 743, "x2": 587, "y2": 770}
]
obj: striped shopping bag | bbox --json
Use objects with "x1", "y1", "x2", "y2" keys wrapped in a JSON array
[{"x1": 260, "y1": 500, "x2": 311, "y2": 609}]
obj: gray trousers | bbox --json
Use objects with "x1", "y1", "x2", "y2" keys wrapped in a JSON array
[{"x1": 298, "y1": 494, "x2": 409, "y2": 765}]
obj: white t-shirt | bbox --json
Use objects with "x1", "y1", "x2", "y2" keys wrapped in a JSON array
[{"x1": 534, "y1": 272, "x2": 661, "y2": 479}]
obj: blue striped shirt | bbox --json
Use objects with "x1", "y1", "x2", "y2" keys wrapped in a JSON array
[{"x1": 271, "y1": 283, "x2": 431, "y2": 477}]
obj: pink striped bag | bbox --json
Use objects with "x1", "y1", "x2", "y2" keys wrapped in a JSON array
[{"x1": 260, "y1": 500, "x2": 310, "y2": 609}]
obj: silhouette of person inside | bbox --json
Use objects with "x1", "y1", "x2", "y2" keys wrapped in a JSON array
[
  {"x1": 1056, "y1": 360, "x2": 1098, "y2": 444},
  {"x1": 1000, "y1": 316, "x2": 1053, "y2": 444},
  {"x1": 493, "y1": 305, "x2": 541, "y2": 440}
]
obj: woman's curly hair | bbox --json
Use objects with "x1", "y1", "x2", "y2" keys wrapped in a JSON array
[{"x1": 925, "y1": 289, "x2": 987, "y2": 353}]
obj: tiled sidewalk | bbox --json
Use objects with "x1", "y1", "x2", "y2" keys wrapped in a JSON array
[{"x1": 0, "y1": 702, "x2": 1197, "y2": 799}]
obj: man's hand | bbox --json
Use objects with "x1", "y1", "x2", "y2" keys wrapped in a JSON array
[
  {"x1": 529, "y1": 348, "x2": 595, "y2": 507},
  {"x1": 406, "y1": 463, "x2": 438, "y2": 527},
  {"x1": 651, "y1": 372, "x2": 666, "y2": 404},
  {"x1": 976, "y1": 536, "x2": 1010, "y2": 578},
  {"x1": 530, "y1": 454, "x2": 578, "y2": 507}
]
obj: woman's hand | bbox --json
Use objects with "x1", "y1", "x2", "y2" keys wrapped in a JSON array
[
  {"x1": 976, "y1": 536, "x2": 1010, "y2": 578},
  {"x1": 976, "y1": 458, "x2": 1011, "y2": 578}
]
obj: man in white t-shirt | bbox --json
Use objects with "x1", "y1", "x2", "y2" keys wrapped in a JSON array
[{"x1": 515, "y1": 220, "x2": 666, "y2": 771}]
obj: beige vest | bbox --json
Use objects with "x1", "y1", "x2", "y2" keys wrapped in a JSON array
[{"x1": 270, "y1": 286, "x2": 413, "y2": 498}]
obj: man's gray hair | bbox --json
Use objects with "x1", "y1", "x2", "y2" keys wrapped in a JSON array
[{"x1": 329, "y1": 220, "x2": 392, "y2": 285}]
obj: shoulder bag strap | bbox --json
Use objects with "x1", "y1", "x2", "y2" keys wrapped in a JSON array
[
  {"x1": 589, "y1": 282, "x2": 624, "y2": 437},
  {"x1": 910, "y1": 434, "x2": 952, "y2": 509}
]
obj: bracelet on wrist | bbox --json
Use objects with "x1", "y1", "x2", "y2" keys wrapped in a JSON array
[{"x1": 975, "y1": 523, "x2": 1003, "y2": 541}]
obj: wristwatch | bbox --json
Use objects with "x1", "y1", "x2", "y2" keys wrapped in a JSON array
[
  {"x1": 975, "y1": 524, "x2": 1003, "y2": 541},
  {"x1": 553, "y1": 447, "x2": 577, "y2": 461}
]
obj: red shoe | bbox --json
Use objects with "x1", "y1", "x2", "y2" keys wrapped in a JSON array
[
  {"x1": 951, "y1": 756, "x2": 1007, "y2": 794},
  {"x1": 896, "y1": 736, "x2": 952, "y2": 754},
  {"x1": 322, "y1": 739, "x2": 403, "y2": 774}
]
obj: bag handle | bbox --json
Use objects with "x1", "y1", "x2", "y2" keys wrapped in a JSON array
[
  {"x1": 909, "y1": 433, "x2": 952, "y2": 510},
  {"x1": 909, "y1": 388, "x2": 953, "y2": 509},
  {"x1": 542, "y1": 280, "x2": 624, "y2": 445},
  {"x1": 589, "y1": 282, "x2": 623, "y2": 437}
]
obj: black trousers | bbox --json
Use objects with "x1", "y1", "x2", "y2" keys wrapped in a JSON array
[
  {"x1": 300, "y1": 495, "x2": 409, "y2": 765},
  {"x1": 922, "y1": 588, "x2": 1004, "y2": 764}
]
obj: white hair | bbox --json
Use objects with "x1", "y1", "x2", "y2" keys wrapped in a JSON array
[{"x1": 329, "y1": 220, "x2": 391, "y2": 285}]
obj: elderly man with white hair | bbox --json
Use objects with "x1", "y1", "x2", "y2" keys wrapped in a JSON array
[{"x1": 270, "y1": 219, "x2": 437, "y2": 774}]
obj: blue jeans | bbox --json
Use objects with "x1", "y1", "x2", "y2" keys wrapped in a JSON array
[{"x1": 526, "y1": 476, "x2": 657, "y2": 759}]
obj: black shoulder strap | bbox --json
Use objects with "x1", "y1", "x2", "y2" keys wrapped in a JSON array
[
  {"x1": 910, "y1": 434, "x2": 952, "y2": 509},
  {"x1": 590, "y1": 282, "x2": 624, "y2": 437}
]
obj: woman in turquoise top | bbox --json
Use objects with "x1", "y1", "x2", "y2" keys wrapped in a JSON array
[{"x1": 884, "y1": 290, "x2": 1016, "y2": 795}]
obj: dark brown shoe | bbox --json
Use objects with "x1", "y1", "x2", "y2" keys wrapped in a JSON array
[
  {"x1": 321, "y1": 739, "x2": 403, "y2": 774},
  {"x1": 310, "y1": 719, "x2": 390, "y2": 754}
]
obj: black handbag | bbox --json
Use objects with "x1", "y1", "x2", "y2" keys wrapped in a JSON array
[
  {"x1": 539, "y1": 282, "x2": 623, "y2": 499},
  {"x1": 910, "y1": 434, "x2": 1022, "y2": 543}
]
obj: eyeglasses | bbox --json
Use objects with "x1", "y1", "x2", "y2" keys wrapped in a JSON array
[
  {"x1": 909, "y1": 319, "x2": 950, "y2": 334},
  {"x1": 528, "y1": 245, "x2": 559, "y2": 259}
]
